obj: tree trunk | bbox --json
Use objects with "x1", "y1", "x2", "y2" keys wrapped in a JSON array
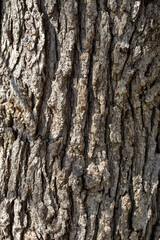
[{"x1": 0, "y1": 0, "x2": 160, "y2": 239}]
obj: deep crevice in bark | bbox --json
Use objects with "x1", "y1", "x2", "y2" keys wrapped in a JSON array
[
  {"x1": 128, "y1": 160, "x2": 135, "y2": 233},
  {"x1": 142, "y1": 128, "x2": 149, "y2": 191},
  {"x1": 8, "y1": 201, "x2": 14, "y2": 240},
  {"x1": 83, "y1": 27, "x2": 96, "y2": 167},
  {"x1": 112, "y1": 110, "x2": 125, "y2": 239},
  {"x1": 92, "y1": 202, "x2": 101, "y2": 240},
  {"x1": 156, "y1": 126, "x2": 160, "y2": 154},
  {"x1": 60, "y1": 44, "x2": 76, "y2": 170}
]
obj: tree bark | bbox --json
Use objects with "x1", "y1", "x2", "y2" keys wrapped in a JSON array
[{"x1": 0, "y1": 0, "x2": 160, "y2": 239}]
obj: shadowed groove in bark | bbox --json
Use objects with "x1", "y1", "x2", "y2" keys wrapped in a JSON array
[
  {"x1": 104, "y1": 3, "x2": 114, "y2": 168},
  {"x1": 128, "y1": 73, "x2": 135, "y2": 119},
  {"x1": 8, "y1": 201, "x2": 14, "y2": 240},
  {"x1": 15, "y1": 142, "x2": 25, "y2": 197},
  {"x1": 156, "y1": 123, "x2": 160, "y2": 154},
  {"x1": 92, "y1": 201, "x2": 101, "y2": 240},
  {"x1": 60, "y1": 50, "x2": 75, "y2": 170},
  {"x1": 106, "y1": 6, "x2": 114, "y2": 106},
  {"x1": 142, "y1": 128, "x2": 149, "y2": 191},
  {"x1": 35, "y1": 0, "x2": 52, "y2": 138},
  {"x1": 144, "y1": 0, "x2": 154, "y2": 7},
  {"x1": 112, "y1": 110, "x2": 125, "y2": 239},
  {"x1": 128, "y1": 156, "x2": 135, "y2": 234},
  {"x1": 83, "y1": 33, "x2": 96, "y2": 167}
]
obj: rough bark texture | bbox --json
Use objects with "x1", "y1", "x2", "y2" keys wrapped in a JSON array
[{"x1": 0, "y1": 0, "x2": 160, "y2": 239}]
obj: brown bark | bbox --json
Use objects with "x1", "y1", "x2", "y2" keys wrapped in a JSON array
[{"x1": 0, "y1": 0, "x2": 160, "y2": 239}]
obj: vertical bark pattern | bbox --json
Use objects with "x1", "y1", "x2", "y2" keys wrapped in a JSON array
[{"x1": 0, "y1": 0, "x2": 160, "y2": 239}]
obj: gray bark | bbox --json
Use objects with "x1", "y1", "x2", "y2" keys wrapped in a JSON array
[{"x1": 0, "y1": 0, "x2": 160, "y2": 239}]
